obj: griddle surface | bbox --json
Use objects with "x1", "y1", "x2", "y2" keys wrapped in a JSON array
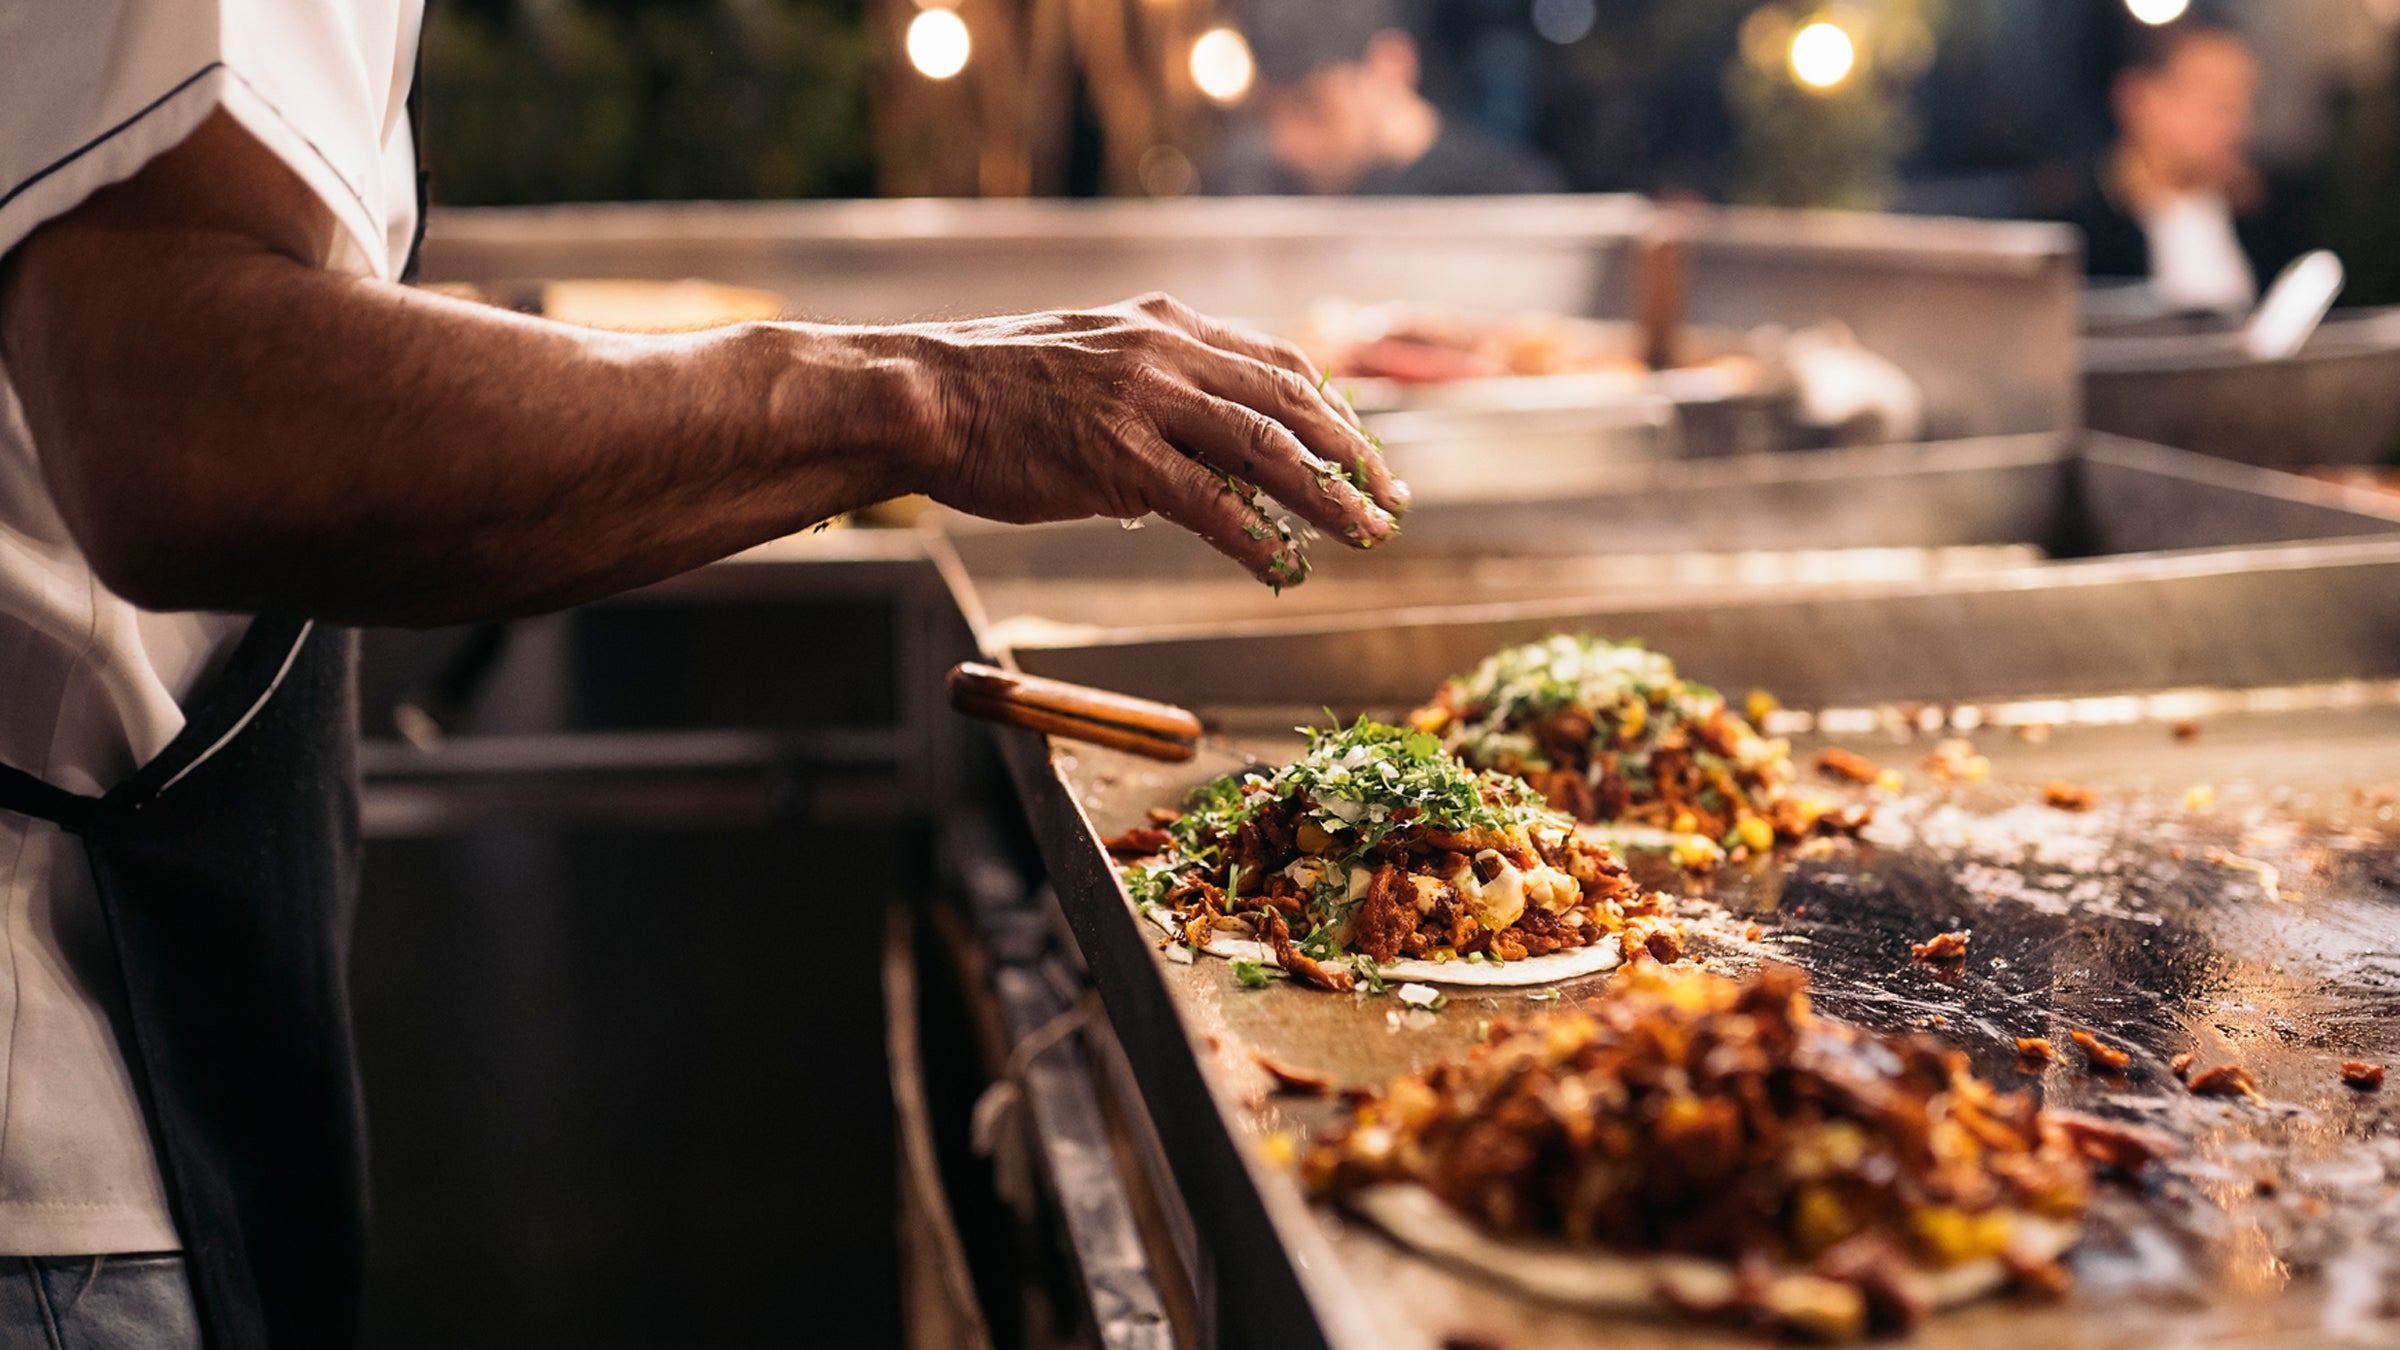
[{"x1": 1057, "y1": 706, "x2": 2400, "y2": 1347}]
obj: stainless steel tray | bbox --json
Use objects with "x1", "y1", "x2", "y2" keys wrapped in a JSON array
[
  {"x1": 942, "y1": 467, "x2": 2400, "y2": 1349},
  {"x1": 929, "y1": 435, "x2": 2400, "y2": 662},
  {"x1": 2085, "y1": 306, "x2": 2400, "y2": 468},
  {"x1": 422, "y1": 197, "x2": 2078, "y2": 441}
]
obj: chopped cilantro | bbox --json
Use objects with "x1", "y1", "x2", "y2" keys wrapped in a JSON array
[
  {"x1": 1232, "y1": 958, "x2": 1272, "y2": 989},
  {"x1": 1348, "y1": 954, "x2": 1389, "y2": 995}
]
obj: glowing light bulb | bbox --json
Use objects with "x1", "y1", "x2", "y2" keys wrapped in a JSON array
[
  {"x1": 1789, "y1": 21, "x2": 1856, "y2": 90},
  {"x1": 2126, "y1": 0, "x2": 2190, "y2": 23},
  {"x1": 1190, "y1": 27, "x2": 1255, "y2": 105},
  {"x1": 907, "y1": 8, "x2": 970, "y2": 81}
]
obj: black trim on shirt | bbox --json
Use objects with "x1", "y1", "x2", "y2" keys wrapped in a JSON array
[
  {"x1": 1, "y1": 61, "x2": 381, "y2": 250},
  {"x1": 0, "y1": 62, "x2": 225, "y2": 215}
]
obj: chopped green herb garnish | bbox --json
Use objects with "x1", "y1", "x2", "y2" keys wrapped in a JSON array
[
  {"x1": 1232, "y1": 958, "x2": 1272, "y2": 989},
  {"x1": 1349, "y1": 954, "x2": 1389, "y2": 996}
]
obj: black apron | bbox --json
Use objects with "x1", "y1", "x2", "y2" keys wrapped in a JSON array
[{"x1": 0, "y1": 616, "x2": 366, "y2": 1350}]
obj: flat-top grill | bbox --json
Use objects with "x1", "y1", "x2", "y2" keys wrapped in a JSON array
[{"x1": 936, "y1": 446, "x2": 2400, "y2": 1349}]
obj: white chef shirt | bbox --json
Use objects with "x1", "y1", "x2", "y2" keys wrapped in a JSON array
[
  {"x1": 2143, "y1": 191, "x2": 2258, "y2": 314},
  {"x1": 0, "y1": 0, "x2": 422, "y2": 1255}
]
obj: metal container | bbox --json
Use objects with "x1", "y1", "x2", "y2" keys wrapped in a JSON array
[
  {"x1": 939, "y1": 455, "x2": 2400, "y2": 1350},
  {"x1": 420, "y1": 197, "x2": 2079, "y2": 442},
  {"x1": 1358, "y1": 399, "x2": 1682, "y2": 500},
  {"x1": 930, "y1": 434, "x2": 2400, "y2": 662},
  {"x1": 2084, "y1": 305, "x2": 2400, "y2": 468}
]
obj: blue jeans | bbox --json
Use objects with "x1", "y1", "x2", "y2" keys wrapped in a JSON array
[{"x1": 0, "y1": 1256, "x2": 198, "y2": 1350}]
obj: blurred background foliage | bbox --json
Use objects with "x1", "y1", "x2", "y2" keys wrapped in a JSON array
[{"x1": 421, "y1": 0, "x2": 876, "y2": 204}]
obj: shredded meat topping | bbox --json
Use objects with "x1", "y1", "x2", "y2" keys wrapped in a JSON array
[{"x1": 1305, "y1": 966, "x2": 2098, "y2": 1340}]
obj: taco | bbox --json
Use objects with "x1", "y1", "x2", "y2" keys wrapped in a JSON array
[
  {"x1": 1304, "y1": 965, "x2": 2105, "y2": 1340},
  {"x1": 1409, "y1": 636, "x2": 1864, "y2": 864},
  {"x1": 1104, "y1": 719, "x2": 1681, "y2": 991}
]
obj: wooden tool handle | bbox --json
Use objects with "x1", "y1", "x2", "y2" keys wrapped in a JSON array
[{"x1": 946, "y1": 662, "x2": 1203, "y2": 763}]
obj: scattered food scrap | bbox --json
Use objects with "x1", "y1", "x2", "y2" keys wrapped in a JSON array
[
  {"x1": 2168, "y1": 1052, "x2": 2195, "y2": 1079},
  {"x1": 1395, "y1": 982, "x2": 1444, "y2": 1010},
  {"x1": 2187, "y1": 1063, "x2": 2264, "y2": 1102},
  {"x1": 1743, "y1": 923, "x2": 1764, "y2": 943},
  {"x1": 1922, "y1": 738, "x2": 1989, "y2": 782},
  {"x1": 1252, "y1": 1053, "x2": 1333, "y2": 1097},
  {"x1": 2171, "y1": 720, "x2": 2200, "y2": 742},
  {"x1": 2070, "y1": 1029, "x2": 2130, "y2": 1072},
  {"x1": 2017, "y1": 1037, "x2": 2057, "y2": 1063},
  {"x1": 1910, "y1": 930, "x2": 1972, "y2": 961},
  {"x1": 1813, "y1": 747, "x2": 1883, "y2": 784},
  {"x1": 2341, "y1": 1060, "x2": 2386, "y2": 1091},
  {"x1": 2041, "y1": 781, "x2": 2097, "y2": 812},
  {"x1": 1102, "y1": 826, "x2": 1173, "y2": 858}
]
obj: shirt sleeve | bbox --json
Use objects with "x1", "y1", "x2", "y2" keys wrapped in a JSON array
[{"x1": 0, "y1": 0, "x2": 422, "y2": 281}]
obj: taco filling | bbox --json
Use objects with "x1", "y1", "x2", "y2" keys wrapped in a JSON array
[
  {"x1": 1105, "y1": 719, "x2": 1681, "y2": 992},
  {"x1": 1303, "y1": 965, "x2": 2107, "y2": 1340},
  {"x1": 1409, "y1": 635, "x2": 1864, "y2": 857}
]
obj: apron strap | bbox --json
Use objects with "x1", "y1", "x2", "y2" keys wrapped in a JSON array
[
  {"x1": 108, "y1": 617, "x2": 315, "y2": 812},
  {"x1": 0, "y1": 760, "x2": 99, "y2": 834},
  {"x1": 0, "y1": 616, "x2": 311, "y2": 832}
]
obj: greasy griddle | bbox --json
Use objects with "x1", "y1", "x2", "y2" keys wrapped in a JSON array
[
  {"x1": 1042, "y1": 706, "x2": 2400, "y2": 1349},
  {"x1": 946, "y1": 449, "x2": 2400, "y2": 1349}
]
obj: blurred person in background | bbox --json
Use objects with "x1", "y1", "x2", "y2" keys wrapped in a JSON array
[
  {"x1": 2053, "y1": 15, "x2": 2298, "y2": 311},
  {"x1": 1209, "y1": 0, "x2": 1567, "y2": 196}
]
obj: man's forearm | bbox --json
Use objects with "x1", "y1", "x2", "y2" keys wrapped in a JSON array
[
  {"x1": 3, "y1": 113, "x2": 1398, "y2": 626},
  {"x1": 10, "y1": 228, "x2": 932, "y2": 625}
]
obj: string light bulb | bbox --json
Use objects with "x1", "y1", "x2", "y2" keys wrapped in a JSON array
[
  {"x1": 2126, "y1": 0, "x2": 2191, "y2": 24},
  {"x1": 907, "y1": 8, "x2": 971, "y2": 81},
  {"x1": 1789, "y1": 21, "x2": 1856, "y2": 90},
  {"x1": 1190, "y1": 27, "x2": 1255, "y2": 105}
]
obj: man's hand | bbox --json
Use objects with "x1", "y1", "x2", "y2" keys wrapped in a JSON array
[
  {"x1": 0, "y1": 111, "x2": 1409, "y2": 625},
  {"x1": 895, "y1": 294, "x2": 1405, "y2": 586}
]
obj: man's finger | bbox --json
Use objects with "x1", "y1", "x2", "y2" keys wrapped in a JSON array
[
  {"x1": 1127, "y1": 431, "x2": 1308, "y2": 588},
  {"x1": 1180, "y1": 316, "x2": 1367, "y2": 430},
  {"x1": 1151, "y1": 383, "x2": 1392, "y2": 550},
  {"x1": 1175, "y1": 344, "x2": 1410, "y2": 516}
]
